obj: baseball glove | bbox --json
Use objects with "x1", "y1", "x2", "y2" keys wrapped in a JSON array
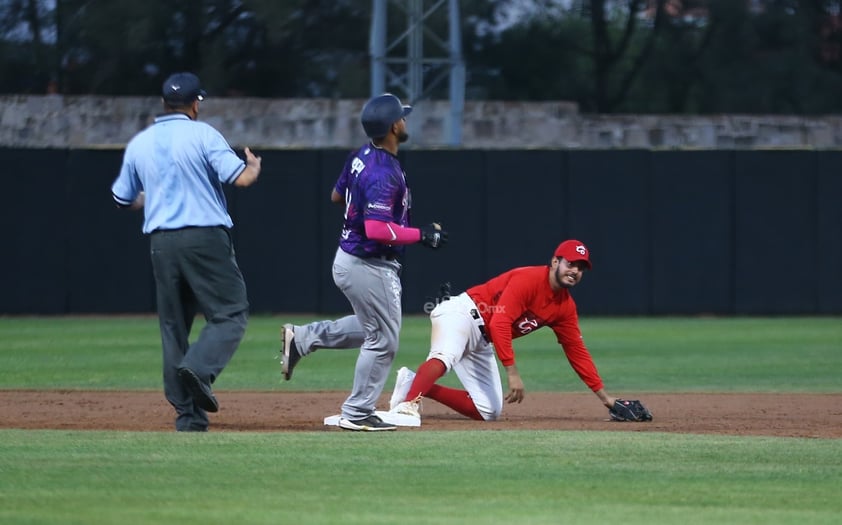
[{"x1": 609, "y1": 399, "x2": 653, "y2": 422}]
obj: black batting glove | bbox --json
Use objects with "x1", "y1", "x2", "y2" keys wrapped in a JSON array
[{"x1": 420, "y1": 223, "x2": 448, "y2": 249}]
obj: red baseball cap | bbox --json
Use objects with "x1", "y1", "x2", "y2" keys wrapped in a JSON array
[{"x1": 554, "y1": 240, "x2": 592, "y2": 269}]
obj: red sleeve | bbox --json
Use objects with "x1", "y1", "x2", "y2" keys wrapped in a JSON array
[
  {"x1": 486, "y1": 276, "x2": 534, "y2": 367},
  {"x1": 552, "y1": 308, "x2": 604, "y2": 392},
  {"x1": 364, "y1": 219, "x2": 422, "y2": 245}
]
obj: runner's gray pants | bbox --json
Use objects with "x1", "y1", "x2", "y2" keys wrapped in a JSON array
[{"x1": 293, "y1": 248, "x2": 402, "y2": 420}]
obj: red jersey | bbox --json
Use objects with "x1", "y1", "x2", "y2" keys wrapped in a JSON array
[{"x1": 466, "y1": 265, "x2": 604, "y2": 392}]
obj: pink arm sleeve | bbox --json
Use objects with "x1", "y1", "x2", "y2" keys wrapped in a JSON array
[{"x1": 364, "y1": 219, "x2": 422, "y2": 245}]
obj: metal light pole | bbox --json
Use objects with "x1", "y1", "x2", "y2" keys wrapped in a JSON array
[{"x1": 369, "y1": 0, "x2": 465, "y2": 146}]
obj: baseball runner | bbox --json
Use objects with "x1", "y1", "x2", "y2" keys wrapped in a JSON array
[
  {"x1": 279, "y1": 93, "x2": 448, "y2": 431},
  {"x1": 111, "y1": 72, "x2": 261, "y2": 432},
  {"x1": 388, "y1": 240, "x2": 652, "y2": 424}
]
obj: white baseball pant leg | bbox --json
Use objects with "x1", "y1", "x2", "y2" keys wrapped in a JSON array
[{"x1": 427, "y1": 293, "x2": 504, "y2": 421}]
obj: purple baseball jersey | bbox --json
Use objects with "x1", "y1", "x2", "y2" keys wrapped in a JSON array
[{"x1": 335, "y1": 144, "x2": 411, "y2": 258}]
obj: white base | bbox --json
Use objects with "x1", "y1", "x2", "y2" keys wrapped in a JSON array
[{"x1": 323, "y1": 410, "x2": 420, "y2": 427}]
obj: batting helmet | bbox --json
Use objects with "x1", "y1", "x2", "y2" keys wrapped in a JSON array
[{"x1": 361, "y1": 93, "x2": 413, "y2": 139}]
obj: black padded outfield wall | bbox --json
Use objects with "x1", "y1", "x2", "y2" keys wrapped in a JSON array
[
  {"x1": 0, "y1": 148, "x2": 71, "y2": 314},
  {"x1": 1, "y1": 147, "x2": 840, "y2": 316},
  {"x1": 64, "y1": 149, "x2": 156, "y2": 313},
  {"x1": 649, "y1": 151, "x2": 734, "y2": 315},
  {"x1": 816, "y1": 151, "x2": 842, "y2": 313},
  {"x1": 732, "y1": 151, "x2": 818, "y2": 315},
  {"x1": 565, "y1": 150, "x2": 653, "y2": 315},
  {"x1": 225, "y1": 150, "x2": 324, "y2": 314}
]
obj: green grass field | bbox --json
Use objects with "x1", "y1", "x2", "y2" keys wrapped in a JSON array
[{"x1": 1, "y1": 315, "x2": 840, "y2": 524}]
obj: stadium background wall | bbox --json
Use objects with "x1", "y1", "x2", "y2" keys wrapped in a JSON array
[{"x1": 1, "y1": 148, "x2": 840, "y2": 316}]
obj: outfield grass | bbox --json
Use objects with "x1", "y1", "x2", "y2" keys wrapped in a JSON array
[
  {"x1": 0, "y1": 315, "x2": 840, "y2": 524},
  {"x1": 0, "y1": 315, "x2": 839, "y2": 392}
]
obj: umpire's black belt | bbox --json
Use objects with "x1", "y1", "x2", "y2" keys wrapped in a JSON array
[{"x1": 151, "y1": 225, "x2": 229, "y2": 234}]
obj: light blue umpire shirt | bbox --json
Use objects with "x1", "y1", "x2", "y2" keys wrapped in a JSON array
[{"x1": 111, "y1": 113, "x2": 245, "y2": 234}]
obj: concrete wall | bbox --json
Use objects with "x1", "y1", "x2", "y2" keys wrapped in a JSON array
[{"x1": 4, "y1": 94, "x2": 842, "y2": 149}]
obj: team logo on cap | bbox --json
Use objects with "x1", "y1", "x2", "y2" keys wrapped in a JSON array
[{"x1": 576, "y1": 244, "x2": 587, "y2": 256}]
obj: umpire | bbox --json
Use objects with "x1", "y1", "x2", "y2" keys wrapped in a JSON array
[{"x1": 111, "y1": 72, "x2": 261, "y2": 432}]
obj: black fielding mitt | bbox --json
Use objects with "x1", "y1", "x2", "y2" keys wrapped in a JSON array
[{"x1": 609, "y1": 399, "x2": 653, "y2": 422}]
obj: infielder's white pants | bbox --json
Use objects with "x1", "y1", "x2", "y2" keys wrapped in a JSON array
[{"x1": 427, "y1": 293, "x2": 504, "y2": 421}]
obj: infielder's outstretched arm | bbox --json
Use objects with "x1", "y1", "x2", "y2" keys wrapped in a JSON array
[
  {"x1": 594, "y1": 389, "x2": 616, "y2": 409},
  {"x1": 504, "y1": 364, "x2": 525, "y2": 404}
]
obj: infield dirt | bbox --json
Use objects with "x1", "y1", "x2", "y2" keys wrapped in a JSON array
[{"x1": 1, "y1": 391, "x2": 839, "y2": 438}]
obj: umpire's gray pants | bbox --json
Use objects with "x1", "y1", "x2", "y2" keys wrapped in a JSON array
[
  {"x1": 150, "y1": 226, "x2": 249, "y2": 431},
  {"x1": 294, "y1": 248, "x2": 401, "y2": 420}
]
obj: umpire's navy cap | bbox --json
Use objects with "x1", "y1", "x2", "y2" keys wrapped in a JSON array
[
  {"x1": 162, "y1": 72, "x2": 207, "y2": 105},
  {"x1": 361, "y1": 93, "x2": 412, "y2": 138}
]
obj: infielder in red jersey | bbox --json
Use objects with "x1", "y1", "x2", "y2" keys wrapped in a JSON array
[{"x1": 388, "y1": 239, "x2": 619, "y2": 422}]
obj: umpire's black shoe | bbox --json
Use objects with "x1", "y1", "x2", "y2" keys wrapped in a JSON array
[
  {"x1": 177, "y1": 367, "x2": 219, "y2": 413},
  {"x1": 281, "y1": 323, "x2": 302, "y2": 381}
]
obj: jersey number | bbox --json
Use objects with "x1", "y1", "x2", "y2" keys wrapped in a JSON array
[{"x1": 343, "y1": 157, "x2": 366, "y2": 222}]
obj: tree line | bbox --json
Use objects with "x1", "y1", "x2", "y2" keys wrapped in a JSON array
[{"x1": 2, "y1": 0, "x2": 842, "y2": 114}]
